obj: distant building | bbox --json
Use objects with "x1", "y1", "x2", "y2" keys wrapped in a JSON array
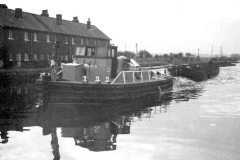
[{"x1": 0, "y1": 4, "x2": 111, "y2": 68}]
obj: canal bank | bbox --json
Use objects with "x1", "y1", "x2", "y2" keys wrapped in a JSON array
[{"x1": 0, "y1": 68, "x2": 49, "y2": 84}]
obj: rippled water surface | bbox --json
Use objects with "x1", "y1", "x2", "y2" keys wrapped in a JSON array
[{"x1": 1, "y1": 64, "x2": 240, "y2": 160}]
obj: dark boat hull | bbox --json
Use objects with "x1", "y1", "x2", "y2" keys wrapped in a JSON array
[{"x1": 39, "y1": 76, "x2": 173, "y2": 110}]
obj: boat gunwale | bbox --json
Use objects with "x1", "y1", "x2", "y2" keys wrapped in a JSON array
[{"x1": 36, "y1": 76, "x2": 173, "y2": 87}]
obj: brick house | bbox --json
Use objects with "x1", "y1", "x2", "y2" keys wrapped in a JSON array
[{"x1": 0, "y1": 4, "x2": 111, "y2": 68}]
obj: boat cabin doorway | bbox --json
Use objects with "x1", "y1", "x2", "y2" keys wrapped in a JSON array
[{"x1": 108, "y1": 46, "x2": 118, "y2": 78}]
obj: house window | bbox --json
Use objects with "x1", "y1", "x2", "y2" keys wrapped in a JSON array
[
  {"x1": 85, "y1": 47, "x2": 95, "y2": 56},
  {"x1": 16, "y1": 53, "x2": 21, "y2": 61},
  {"x1": 34, "y1": 33, "x2": 38, "y2": 41},
  {"x1": 40, "y1": 54, "x2": 44, "y2": 61},
  {"x1": 95, "y1": 40, "x2": 97, "y2": 45},
  {"x1": 9, "y1": 53, "x2": 13, "y2": 61},
  {"x1": 47, "y1": 54, "x2": 50, "y2": 60},
  {"x1": 54, "y1": 35, "x2": 57, "y2": 43},
  {"x1": 34, "y1": 54, "x2": 38, "y2": 60},
  {"x1": 25, "y1": 88, "x2": 28, "y2": 94},
  {"x1": 87, "y1": 39, "x2": 89, "y2": 45},
  {"x1": 65, "y1": 55, "x2": 68, "y2": 61},
  {"x1": 106, "y1": 41, "x2": 108, "y2": 45},
  {"x1": 98, "y1": 40, "x2": 101, "y2": 45},
  {"x1": 24, "y1": 32, "x2": 29, "y2": 41},
  {"x1": 76, "y1": 47, "x2": 86, "y2": 56},
  {"x1": 81, "y1": 38, "x2": 83, "y2": 45},
  {"x1": 65, "y1": 37, "x2": 69, "y2": 44},
  {"x1": 47, "y1": 34, "x2": 50, "y2": 43},
  {"x1": 72, "y1": 37, "x2": 75, "y2": 45},
  {"x1": 17, "y1": 88, "x2": 21, "y2": 95},
  {"x1": 16, "y1": 53, "x2": 21, "y2": 67},
  {"x1": 24, "y1": 53, "x2": 29, "y2": 61},
  {"x1": 86, "y1": 48, "x2": 91, "y2": 56},
  {"x1": 8, "y1": 30, "x2": 13, "y2": 39}
]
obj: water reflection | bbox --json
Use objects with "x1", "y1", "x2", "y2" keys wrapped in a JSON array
[
  {"x1": 0, "y1": 83, "x2": 39, "y2": 145},
  {"x1": 38, "y1": 102, "x2": 137, "y2": 154},
  {"x1": 0, "y1": 90, "x2": 172, "y2": 145},
  {"x1": 0, "y1": 76, "x2": 205, "y2": 159},
  {"x1": 61, "y1": 121, "x2": 118, "y2": 151},
  {"x1": 1, "y1": 66, "x2": 240, "y2": 159},
  {"x1": 0, "y1": 83, "x2": 40, "y2": 111},
  {"x1": 0, "y1": 131, "x2": 9, "y2": 144},
  {"x1": 51, "y1": 128, "x2": 60, "y2": 160}
]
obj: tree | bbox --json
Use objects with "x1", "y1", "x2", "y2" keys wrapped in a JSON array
[
  {"x1": 169, "y1": 52, "x2": 174, "y2": 61},
  {"x1": 138, "y1": 50, "x2": 152, "y2": 58},
  {"x1": 163, "y1": 54, "x2": 169, "y2": 63},
  {"x1": 178, "y1": 52, "x2": 183, "y2": 58},
  {"x1": 231, "y1": 53, "x2": 240, "y2": 59},
  {"x1": 154, "y1": 54, "x2": 161, "y2": 58},
  {"x1": 185, "y1": 52, "x2": 192, "y2": 62},
  {"x1": 117, "y1": 51, "x2": 136, "y2": 58},
  {"x1": 185, "y1": 52, "x2": 191, "y2": 57}
]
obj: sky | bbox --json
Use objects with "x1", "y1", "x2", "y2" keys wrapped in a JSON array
[{"x1": 2, "y1": 0, "x2": 240, "y2": 56}]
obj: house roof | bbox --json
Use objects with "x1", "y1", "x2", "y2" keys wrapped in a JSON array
[{"x1": 0, "y1": 7, "x2": 111, "y2": 40}]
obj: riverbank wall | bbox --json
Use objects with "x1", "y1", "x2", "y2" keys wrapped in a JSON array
[{"x1": 0, "y1": 68, "x2": 49, "y2": 84}]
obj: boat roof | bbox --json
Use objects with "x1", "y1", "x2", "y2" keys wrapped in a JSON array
[{"x1": 130, "y1": 59, "x2": 140, "y2": 67}]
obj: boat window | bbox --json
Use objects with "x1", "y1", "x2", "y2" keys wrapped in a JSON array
[
  {"x1": 85, "y1": 47, "x2": 96, "y2": 56},
  {"x1": 112, "y1": 49, "x2": 115, "y2": 57},
  {"x1": 96, "y1": 46, "x2": 107, "y2": 58},
  {"x1": 76, "y1": 47, "x2": 86, "y2": 56},
  {"x1": 108, "y1": 49, "x2": 111, "y2": 57}
]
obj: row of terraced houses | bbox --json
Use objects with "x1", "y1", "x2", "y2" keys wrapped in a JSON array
[{"x1": 0, "y1": 4, "x2": 111, "y2": 68}]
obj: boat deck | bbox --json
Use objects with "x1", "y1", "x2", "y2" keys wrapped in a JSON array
[{"x1": 38, "y1": 69, "x2": 172, "y2": 85}]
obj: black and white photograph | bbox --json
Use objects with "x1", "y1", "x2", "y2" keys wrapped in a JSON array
[{"x1": 0, "y1": 0, "x2": 240, "y2": 159}]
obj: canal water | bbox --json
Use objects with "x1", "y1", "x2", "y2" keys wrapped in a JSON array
[{"x1": 0, "y1": 64, "x2": 240, "y2": 160}]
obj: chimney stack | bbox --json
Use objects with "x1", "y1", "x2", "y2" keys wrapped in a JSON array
[
  {"x1": 15, "y1": 8, "x2": 23, "y2": 19},
  {"x1": 41, "y1": 10, "x2": 49, "y2": 17},
  {"x1": 0, "y1": 4, "x2": 8, "y2": 9},
  {"x1": 72, "y1": 16, "x2": 79, "y2": 23},
  {"x1": 87, "y1": 18, "x2": 91, "y2": 29},
  {"x1": 56, "y1": 14, "x2": 62, "y2": 25}
]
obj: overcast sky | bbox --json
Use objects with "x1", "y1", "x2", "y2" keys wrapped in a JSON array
[{"x1": 2, "y1": 0, "x2": 240, "y2": 56}]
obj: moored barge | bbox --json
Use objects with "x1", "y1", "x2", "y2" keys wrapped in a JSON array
[{"x1": 37, "y1": 45, "x2": 173, "y2": 110}]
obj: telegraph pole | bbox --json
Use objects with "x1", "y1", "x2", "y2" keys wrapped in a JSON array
[
  {"x1": 198, "y1": 49, "x2": 200, "y2": 61},
  {"x1": 211, "y1": 45, "x2": 213, "y2": 58},
  {"x1": 136, "y1": 43, "x2": 138, "y2": 61},
  {"x1": 220, "y1": 47, "x2": 223, "y2": 57}
]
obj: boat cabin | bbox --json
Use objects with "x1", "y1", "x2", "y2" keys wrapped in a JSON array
[{"x1": 62, "y1": 45, "x2": 118, "y2": 82}]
